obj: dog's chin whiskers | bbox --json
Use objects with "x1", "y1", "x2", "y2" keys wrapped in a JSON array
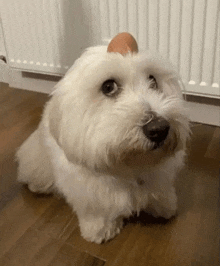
[
  {"x1": 150, "y1": 141, "x2": 164, "y2": 150},
  {"x1": 166, "y1": 133, "x2": 178, "y2": 152}
]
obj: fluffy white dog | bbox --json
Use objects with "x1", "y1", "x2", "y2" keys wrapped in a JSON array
[{"x1": 16, "y1": 33, "x2": 190, "y2": 243}]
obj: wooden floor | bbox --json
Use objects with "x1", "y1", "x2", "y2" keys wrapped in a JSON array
[{"x1": 0, "y1": 82, "x2": 219, "y2": 266}]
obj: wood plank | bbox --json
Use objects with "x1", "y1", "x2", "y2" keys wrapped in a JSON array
[
  {"x1": 0, "y1": 228, "x2": 55, "y2": 266},
  {"x1": 0, "y1": 190, "x2": 54, "y2": 256},
  {"x1": 32, "y1": 198, "x2": 78, "y2": 240},
  {"x1": 48, "y1": 243, "x2": 105, "y2": 266},
  {"x1": 187, "y1": 123, "x2": 217, "y2": 161},
  {"x1": 205, "y1": 127, "x2": 220, "y2": 160}
]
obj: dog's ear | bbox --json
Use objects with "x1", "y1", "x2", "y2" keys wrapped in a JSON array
[{"x1": 107, "y1": 32, "x2": 138, "y2": 55}]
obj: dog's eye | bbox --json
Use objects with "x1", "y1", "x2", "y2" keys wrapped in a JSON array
[
  {"x1": 101, "y1": 79, "x2": 119, "y2": 96},
  {"x1": 149, "y1": 75, "x2": 158, "y2": 89}
]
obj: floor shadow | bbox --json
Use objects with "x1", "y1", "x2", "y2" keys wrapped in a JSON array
[{"x1": 124, "y1": 210, "x2": 173, "y2": 226}]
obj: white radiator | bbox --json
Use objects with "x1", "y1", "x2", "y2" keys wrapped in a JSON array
[
  {"x1": 0, "y1": 0, "x2": 219, "y2": 97},
  {"x1": 100, "y1": 0, "x2": 220, "y2": 97},
  {"x1": 0, "y1": 0, "x2": 101, "y2": 75}
]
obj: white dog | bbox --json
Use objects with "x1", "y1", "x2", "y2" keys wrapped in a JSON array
[{"x1": 16, "y1": 33, "x2": 190, "y2": 243}]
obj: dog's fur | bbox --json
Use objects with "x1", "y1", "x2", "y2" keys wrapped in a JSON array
[{"x1": 16, "y1": 45, "x2": 190, "y2": 243}]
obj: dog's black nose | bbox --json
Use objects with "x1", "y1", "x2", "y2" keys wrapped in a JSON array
[{"x1": 143, "y1": 117, "x2": 170, "y2": 144}]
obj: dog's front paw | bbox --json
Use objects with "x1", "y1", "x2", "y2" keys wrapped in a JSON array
[
  {"x1": 79, "y1": 216, "x2": 123, "y2": 244},
  {"x1": 27, "y1": 182, "x2": 54, "y2": 194},
  {"x1": 147, "y1": 191, "x2": 178, "y2": 219},
  {"x1": 148, "y1": 205, "x2": 177, "y2": 220}
]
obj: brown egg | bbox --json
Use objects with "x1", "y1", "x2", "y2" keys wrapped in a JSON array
[{"x1": 107, "y1": 32, "x2": 138, "y2": 55}]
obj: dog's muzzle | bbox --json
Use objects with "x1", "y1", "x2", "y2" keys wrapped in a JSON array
[{"x1": 143, "y1": 116, "x2": 170, "y2": 148}]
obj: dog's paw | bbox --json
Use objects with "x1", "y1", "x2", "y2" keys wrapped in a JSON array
[
  {"x1": 79, "y1": 217, "x2": 123, "y2": 244},
  {"x1": 147, "y1": 191, "x2": 178, "y2": 219},
  {"x1": 27, "y1": 182, "x2": 54, "y2": 194},
  {"x1": 148, "y1": 205, "x2": 177, "y2": 220}
]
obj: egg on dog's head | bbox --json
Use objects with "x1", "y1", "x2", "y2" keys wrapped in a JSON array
[{"x1": 107, "y1": 32, "x2": 138, "y2": 55}]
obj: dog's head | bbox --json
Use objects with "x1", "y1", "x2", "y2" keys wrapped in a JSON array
[{"x1": 48, "y1": 33, "x2": 190, "y2": 171}]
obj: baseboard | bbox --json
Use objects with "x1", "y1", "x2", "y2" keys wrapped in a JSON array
[
  {"x1": 186, "y1": 101, "x2": 219, "y2": 127},
  {"x1": 0, "y1": 64, "x2": 61, "y2": 94}
]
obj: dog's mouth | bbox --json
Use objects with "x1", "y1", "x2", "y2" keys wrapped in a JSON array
[
  {"x1": 109, "y1": 124, "x2": 179, "y2": 168},
  {"x1": 116, "y1": 133, "x2": 178, "y2": 168},
  {"x1": 121, "y1": 147, "x2": 170, "y2": 167},
  {"x1": 152, "y1": 129, "x2": 178, "y2": 153},
  {"x1": 151, "y1": 140, "x2": 166, "y2": 150}
]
